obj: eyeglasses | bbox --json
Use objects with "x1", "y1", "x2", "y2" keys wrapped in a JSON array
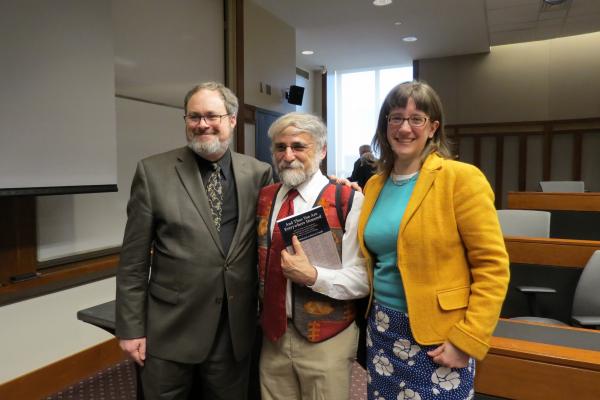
[
  {"x1": 183, "y1": 114, "x2": 230, "y2": 126},
  {"x1": 387, "y1": 114, "x2": 429, "y2": 128},
  {"x1": 273, "y1": 143, "x2": 313, "y2": 153}
]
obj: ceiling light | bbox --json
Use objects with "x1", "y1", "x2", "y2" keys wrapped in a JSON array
[
  {"x1": 301, "y1": 50, "x2": 314, "y2": 55},
  {"x1": 373, "y1": 0, "x2": 392, "y2": 6},
  {"x1": 394, "y1": 21, "x2": 402, "y2": 26},
  {"x1": 402, "y1": 36, "x2": 417, "y2": 42}
]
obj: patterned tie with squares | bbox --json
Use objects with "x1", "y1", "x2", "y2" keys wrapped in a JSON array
[{"x1": 206, "y1": 163, "x2": 223, "y2": 231}]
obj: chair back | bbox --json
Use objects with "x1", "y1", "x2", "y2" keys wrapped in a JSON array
[
  {"x1": 572, "y1": 250, "x2": 600, "y2": 316},
  {"x1": 539, "y1": 181, "x2": 584, "y2": 192},
  {"x1": 497, "y1": 209, "x2": 551, "y2": 238}
]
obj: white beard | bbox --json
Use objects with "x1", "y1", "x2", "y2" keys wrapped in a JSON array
[{"x1": 276, "y1": 158, "x2": 321, "y2": 187}]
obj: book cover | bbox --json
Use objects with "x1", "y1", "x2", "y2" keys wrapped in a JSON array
[{"x1": 276, "y1": 205, "x2": 342, "y2": 270}]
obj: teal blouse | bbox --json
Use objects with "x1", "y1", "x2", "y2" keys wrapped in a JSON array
[{"x1": 364, "y1": 173, "x2": 417, "y2": 312}]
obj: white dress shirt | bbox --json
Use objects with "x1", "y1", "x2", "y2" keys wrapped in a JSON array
[{"x1": 269, "y1": 172, "x2": 369, "y2": 317}]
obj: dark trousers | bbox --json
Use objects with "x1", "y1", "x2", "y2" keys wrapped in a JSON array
[
  {"x1": 140, "y1": 352, "x2": 251, "y2": 400},
  {"x1": 140, "y1": 303, "x2": 252, "y2": 400}
]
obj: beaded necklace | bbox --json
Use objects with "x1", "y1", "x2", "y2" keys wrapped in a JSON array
[{"x1": 390, "y1": 172, "x2": 418, "y2": 187}]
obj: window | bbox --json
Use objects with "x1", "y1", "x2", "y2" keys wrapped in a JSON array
[{"x1": 332, "y1": 66, "x2": 413, "y2": 177}]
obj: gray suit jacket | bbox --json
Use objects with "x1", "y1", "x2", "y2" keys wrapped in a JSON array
[{"x1": 116, "y1": 146, "x2": 273, "y2": 363}]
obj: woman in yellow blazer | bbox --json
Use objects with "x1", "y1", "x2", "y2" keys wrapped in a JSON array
[{"x1": 358, "y1": 81, "x2": 509, "y2": 400}]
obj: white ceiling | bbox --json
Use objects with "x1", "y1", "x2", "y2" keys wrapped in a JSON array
[{"x1": 252, "y1": 0, "x2": 600, "y2": 72}]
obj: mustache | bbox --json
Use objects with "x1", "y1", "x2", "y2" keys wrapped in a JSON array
[
  {"x1": 190, "y1": 130, "x2": 217, "y2": 136},
  {"x1": 278, "y1": 160, "x2": 304, "y2": 170}
]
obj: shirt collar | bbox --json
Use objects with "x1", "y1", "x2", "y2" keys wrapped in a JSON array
[
  {"x1": 281, "y1": 171, "x2": 328, "y2": 203},
  {"x1": 194, "y1": 148, "x2": 231, "y2": 175}
]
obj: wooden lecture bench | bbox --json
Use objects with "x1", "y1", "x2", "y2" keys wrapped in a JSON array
[
  {"x1": 475, "y1": 235, "x2": 600, "y2": 398},
  {"x1": 507, "y1": 192, "x2": 600, "y2": 241}
]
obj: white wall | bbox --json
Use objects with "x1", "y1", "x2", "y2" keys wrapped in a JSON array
[
  {"x1": 0, "y1": 0, "x2": 117, "y2": 191},
  {"x1": 6, "y1": 98, "x2": 184, "y2": 384},
  {"x1": 295, "y1": 69, "x2": 322, "y2": 116},
  {"x1": 1, "y1": 0, "x2": 225, "y2": 386},
  {"x1": 310, "y1": 70, "x2": 323, "y2": 117},
  {"x1": 37, "y1": 0, "x2": 224, "y2": 261},
  {"x1": 0, "y1": 278, "x2": 115, "y2": 384},
  {"x1": 295, "y1": 73, "x2": 312, "y2": 114},
  {"x1": 37, "y1": 98, "x2": 185, "y2": 261},
  {"x1": 113, "y1": 0, "x2": 224, "y2": 107},
  {"x1": 244, "y1": 1, "x2": 296, "y2": 114}
]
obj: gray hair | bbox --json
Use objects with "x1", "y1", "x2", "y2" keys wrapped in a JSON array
[
  {"x1": 184, "y1": 82, "x2": 239, "y2": 116},
  {"x1": 267, "y1": 112, "x2": 327, "y2": 151}
]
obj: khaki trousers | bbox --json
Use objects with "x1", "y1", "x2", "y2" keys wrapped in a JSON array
[{"x1": 259, "y1": 321, "x2": 359, "y2": 400}]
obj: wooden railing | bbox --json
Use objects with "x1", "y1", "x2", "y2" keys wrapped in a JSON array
[
  {"x1": 505, "y1": 236, "x2": 600, "y2": 269},
  {"x1": 447, "y1": 117, "x2": 600, "y2": 208},
  {"x1": 508, "y1": 191, "x2": 600, "y2": 211}
]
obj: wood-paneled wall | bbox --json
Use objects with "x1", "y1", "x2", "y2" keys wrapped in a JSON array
[{"x1": 447, "y1": 117, "x2": 600, "y2": 208}]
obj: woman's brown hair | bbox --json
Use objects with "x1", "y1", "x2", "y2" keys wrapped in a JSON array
[{"x1": 372, "y1": 81, "x2": 454, "y2": 175}]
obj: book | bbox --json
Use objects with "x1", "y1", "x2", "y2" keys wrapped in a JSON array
[{"x1": 276, "y1": 205, "x2": 342, "y2": 270}]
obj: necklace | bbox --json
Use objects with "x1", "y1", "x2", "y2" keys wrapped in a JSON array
[{"x1": 390, "y1": 172, "x2": 418, "y2": 187}]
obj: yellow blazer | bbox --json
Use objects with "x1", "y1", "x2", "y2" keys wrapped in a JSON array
[{"x1": 358, "y1": 153, "x2": 509, "y2": 360}]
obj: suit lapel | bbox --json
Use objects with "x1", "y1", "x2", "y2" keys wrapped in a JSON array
[
  {"x1": 175, "y1": 147, "x2": 224, "y2": 255},
  {"x1": 400, "y1": 153, "x2": 442, "y2": 235},
  {"x1": 226, "y1": 152, "x2": 249, "y2": 260},
  {"x1": 358, "y1": 174, "x2": 386, "y2": 242}
]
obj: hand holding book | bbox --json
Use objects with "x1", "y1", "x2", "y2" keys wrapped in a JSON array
[
  {"x1": 281, "y1": 235, "x2": 318, "y2": 286},
  {"x1": 276, "y1": 206, "x2": 342, "y2": 271}
]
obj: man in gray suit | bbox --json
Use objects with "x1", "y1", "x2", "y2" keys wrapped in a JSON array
[{"x1": 116, "y1": 82, "x2": 272, "y2": 399}]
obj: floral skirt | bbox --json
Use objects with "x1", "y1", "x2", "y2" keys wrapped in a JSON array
[{"x1": 367, "y1": 301, "x2": 475, "y2": 400}]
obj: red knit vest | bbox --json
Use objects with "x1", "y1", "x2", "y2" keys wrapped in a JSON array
[{"x1": 257, "y1": 182, "x2": 357, "y2": 342}]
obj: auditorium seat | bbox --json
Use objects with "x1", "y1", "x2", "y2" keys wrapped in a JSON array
[
  {"x1": 513, "y1": 250, "x2": 600, "y2": 328},
  {"x1": 497, "y1": 209, "x2": 551, "y2": 238}
]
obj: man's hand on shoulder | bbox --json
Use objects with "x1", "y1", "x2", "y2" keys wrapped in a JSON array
[
  {"x1": 119, "y1": 337, "x2": 147, "y2": 366},
  {"x1": 328, "y1": 175, "x2": 362, "y2": 193}
]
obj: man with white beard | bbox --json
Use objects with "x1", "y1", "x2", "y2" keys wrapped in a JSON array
[
  {"x1": 116, "y1": 82, "x2": 272, "y2": 399},
  {"x1": 255, "y1": 112, "x2": 369, "y2": 400}
]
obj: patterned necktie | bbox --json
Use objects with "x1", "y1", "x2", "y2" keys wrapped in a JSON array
[
  {"x1": 261, "y1": 188, "x2": 300, "y2": 342},
  {"x1": 206, "y1": 163, "x2": 223, "y2": 231}
]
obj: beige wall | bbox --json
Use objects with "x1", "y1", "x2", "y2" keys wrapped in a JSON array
[
  {"x1": 244, "y1": 1, "x2": 296, "y2": 114},
  {"x1": 419, "y1": 32, "x2": 600, "y2": 202},
  {"x1": 420, "y1": 32, "x2": 600, "y2": 124}
]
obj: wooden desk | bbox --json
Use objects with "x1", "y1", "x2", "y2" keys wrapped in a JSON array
[
  {"x1": 493, "y1": 237, "x2": 600, "y2": 398},
  {"x1": 476, "y1": 319, "x2": 600, "y2": 399},
  {"x1": 507, "y1": 192, "x2": 600, "y2": 240}
]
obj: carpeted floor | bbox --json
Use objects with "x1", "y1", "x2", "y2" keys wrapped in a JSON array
[
  {"x1": 45, "y1": 360, "x2": 137, "y2": 400},
  {"x1": 45, "y1": 360, "x2": 367, "y2": 400}
]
